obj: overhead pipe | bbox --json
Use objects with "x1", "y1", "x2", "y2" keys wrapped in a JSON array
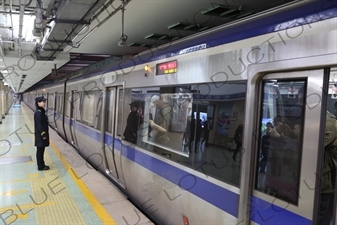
[
  {"x1": 45, "y1": 0, "x2": 56, "y2": 17},
  {"x1": 0, "y1": 11, "x2": 35, "y2": 15},
  {"x1": 0, "y1": 26, "x2": 12, "y2": 29},
  {"x1": 18, "y1": 0, "x2": 24, "y2": 57},
  {"x1": 9, "y1": 0, "x2": 14, "y2": 41}
]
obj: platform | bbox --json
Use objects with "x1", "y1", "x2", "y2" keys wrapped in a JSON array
[{"x1": 0, "y1": 103, "x2": 154, "y2": 225}]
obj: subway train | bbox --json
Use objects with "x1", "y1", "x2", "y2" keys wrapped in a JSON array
[{"x1": 23, "y1": 2, "x2": 337, "y2": 225}]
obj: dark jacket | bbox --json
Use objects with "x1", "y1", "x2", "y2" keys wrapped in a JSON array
[
  {"x1": 34, "y1": 107, "x2": 50, "y2": 147},
  {"x1": 124, "y1": 111, "x2": 142, "y2": 144},
  {"x1": 234, "y1": 124, "x2": 244, "y2": 146}
]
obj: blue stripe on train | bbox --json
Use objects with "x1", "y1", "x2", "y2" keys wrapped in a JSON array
[
  {"x1": 62, "y1": 116, "x2": 312, "y2": 223},
  {"x1": 250, "y1": 196, "x2": 311, "y2": 225}
]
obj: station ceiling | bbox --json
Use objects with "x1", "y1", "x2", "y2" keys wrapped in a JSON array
[{"x1": 0, "y1": 0, "x2": 299, "y2": 93}]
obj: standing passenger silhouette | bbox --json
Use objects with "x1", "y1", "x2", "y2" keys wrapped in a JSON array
[
  {"x1": 233, "y1": 124, "x2": 244, "y2": 161},
  {"x1": 34, "y1": 96, "x2": 50, "y2": 171}
]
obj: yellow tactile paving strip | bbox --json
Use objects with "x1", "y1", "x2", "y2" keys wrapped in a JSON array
[
  {"x1": 22, "y1": 106, "x2": 117, "y2": 225},
  {"x1": 32, "y1": 174, "x2": 87, "y2": 224}
]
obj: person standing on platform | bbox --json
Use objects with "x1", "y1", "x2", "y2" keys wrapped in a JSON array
[{"x1": 34, "y1": 96, "x2": 50, "y2": 171}]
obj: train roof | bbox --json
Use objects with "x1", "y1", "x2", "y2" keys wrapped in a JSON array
[{"x1": 56, "y1": 0, "x2": 337, "y2": 84}]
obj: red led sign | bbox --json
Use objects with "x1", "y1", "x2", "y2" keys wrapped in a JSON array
[{"x1": 156, "y1": 60, "x2": 177, "y2": 75}]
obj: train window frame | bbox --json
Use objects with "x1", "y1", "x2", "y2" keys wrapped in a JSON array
[
  {"x1": 76, "y1": 92, "x2": 83, "y2": 122},
  {"x1": 105, "y1": 88, "x2": 113, "y2": 134},
  {"x1": 116, "y1": 88, "x2": 124, "y2": 137},
  {"x1": 57, "y1": 93, "x2": 63, "y2": 115},
  {"x1": 47, "y1": 93, "x2": 54, "y2": 115},
  {"x1": 65, "y1": 92, "x2": 71, "y2": 118},
  {"x1": 254, "y1": 78, "x2": 307, "y2": 206},
  {"x1": 82, "y1": 90, "x2": 96, "y2": 126},
  {"x1": 94, "y1": 91, "x2": 103, "y2": 130}
]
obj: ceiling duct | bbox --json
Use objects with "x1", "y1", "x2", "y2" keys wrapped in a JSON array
[
  {"x1": 18, "y1": 0, "x2": 24, "y2": 57},
  {"x1": 37, "y1": 0, "x2": 107, "y2": 60}
]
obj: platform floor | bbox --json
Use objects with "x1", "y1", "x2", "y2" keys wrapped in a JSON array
[{"x1": 0, "y1": 103, "x2": 154, "y2": 225}]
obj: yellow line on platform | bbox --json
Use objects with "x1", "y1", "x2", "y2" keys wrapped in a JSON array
[
  {"x1": 50, "y1": 141, "x2": 118, "y2": 225},
  {"x1": 22, "y1": 105, "x2": 117, "y2": 225}
]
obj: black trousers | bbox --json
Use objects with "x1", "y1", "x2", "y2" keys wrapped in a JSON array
[
  {"x1": 201, "y1": 131, "x2": 209, "y2": 146},
  {"x1": 318, "y1": 193, "x2": 334, "y2": 225},
  {"x1": 36, "y1": 147, "x2": 46, "y2": 169}
]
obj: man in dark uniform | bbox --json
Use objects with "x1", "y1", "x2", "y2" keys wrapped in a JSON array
[
  {"x1": 34, "y1": 96, "x2": 50, "y2": 171},
  {"x1": 123, "y1": 101, "x2": 142, "y2": 144}
]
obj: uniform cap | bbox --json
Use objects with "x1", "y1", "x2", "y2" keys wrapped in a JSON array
[
  {"x1": 35, "y1": 96, "x2": 47, "y2": 102},
  {"x1": 129, "y1": 101, "x2": 139, "y2": 108}
]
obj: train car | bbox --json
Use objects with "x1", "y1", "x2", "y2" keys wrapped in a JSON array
[{"x1": 23, "y1": 1, "x2": 337, "y2": 224}]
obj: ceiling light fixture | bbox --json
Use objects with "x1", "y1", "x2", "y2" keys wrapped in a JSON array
[{"x1": 144, "y1": 65, "x2": 150, "y2": 78}]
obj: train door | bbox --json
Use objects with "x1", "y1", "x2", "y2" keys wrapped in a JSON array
[
  {"x1": 54, "y1": 92, "x2": 58, "y2": 131},
  {"x1": 102, "y1": 86, "x2": 125, "y2": 187},
  {"x1": 69, "y1": 90, "x2": 79, "y2": 148},
  {"x1": 318, "y1": 67, "x2": 337, "y2": 225},
  {"x1": 240, "y1": 70, "x2": 326, "y2": 224}
]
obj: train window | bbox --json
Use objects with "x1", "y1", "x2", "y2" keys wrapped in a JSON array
[
  {"x1": 65, "y1": 92, "x2": 71, "y2": 118},
  {"x1": 70, "y1": 91, "x2": 78, "y2": 119},
  {"x1": 47, "y1": 93, "x2": 54, "y2": 117},
  {"x1": 105, "y1": 89, "x2": 113, "y2": 133},
  {"x1": 94, "y1": 91, "x2": 103, "y2": 130},
  {"x1": 191, "y1": 82, "x2": 246, "y2": 186},
  {"x1": 54, "y1": 93, "x2": 57, "y2": 114},
  {"x1": 82, "y1": 91, "x2": 95, "y2": 126},
  {"x1": 126, "y1": 82, "x2": 246, "y2": 186},
  {"x1": 255, "y1": 80, "x2": 306, "y2": 205},
  {"x1": 116, "y1": 89, "x2": 124, "y2": 136},
  {"x1": 57, "y1": 94, "x2": 63, "y2": 115},
  {"x1": 75, "y1": 92, "x2": 82, "y2": 122}
]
